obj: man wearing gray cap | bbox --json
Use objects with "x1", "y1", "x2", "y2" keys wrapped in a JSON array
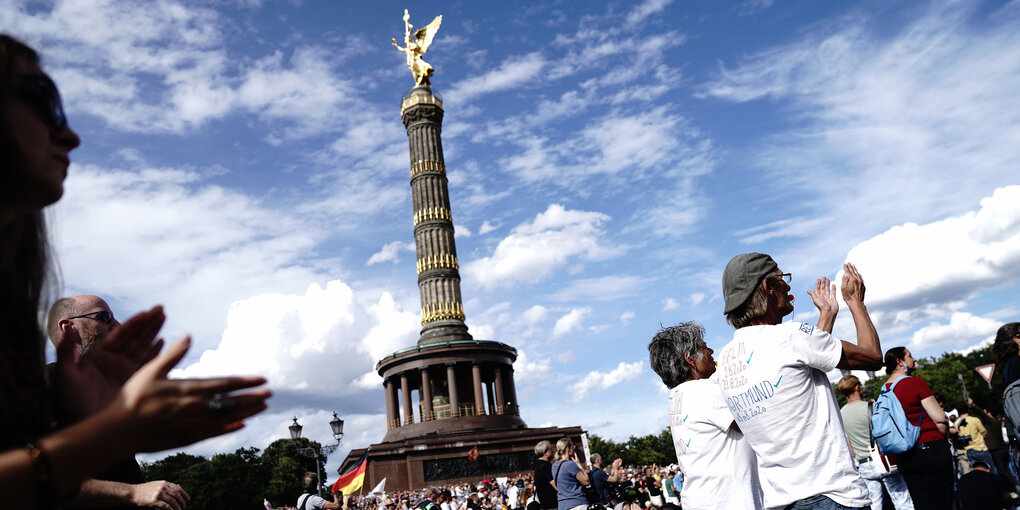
[{"x1": 715, "y1": 253, "x2": 882, "y2": 510}]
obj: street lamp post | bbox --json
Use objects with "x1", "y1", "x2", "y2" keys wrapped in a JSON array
[{"x1": 289, "y1": 413, "x2": 345, "y2": 497}]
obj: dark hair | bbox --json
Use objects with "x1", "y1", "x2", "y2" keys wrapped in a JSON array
[
  {"x1": 648, "y1": 321, "x2": 706, "y2": 388},
  {"x1": 884, "y1": 347, "x2": 908, "y2": 375},
  {"x1": 0, "y1": 34, "x2": 56, "y2": 449},
  {"x1": 302, "y1": 472, "x2": 319, "y2": 493},
  {"x1": 992, "y1": 323, "x2": 1020, "y2": 363},
  {"x1": 1, "y1": 34, "x2": 48, "y2": 344}
]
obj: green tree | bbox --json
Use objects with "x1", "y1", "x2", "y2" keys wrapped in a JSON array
[
  {"x1": 913, "y1": 348, "x2": 1003, "y2": 414},
  {"x1": 624, "y1": 429, "x2": 674, "y2": 466},
  {"x1": 141, "y1": 452, "x2": 205, "y2": 484},
  {"x1": 262, "y1": 437, "x2": 327, "y2": 506},
  {"x1": 588, "y1": 434, "x2": 627, "y2": 465},
  {"x1": 862, "y1": 373, "x2": 889, "y2": 401}
]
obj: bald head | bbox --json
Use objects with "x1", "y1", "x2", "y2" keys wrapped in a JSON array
[{"x1": 47, "y1": 295, "x2": 119, "y2": 355}]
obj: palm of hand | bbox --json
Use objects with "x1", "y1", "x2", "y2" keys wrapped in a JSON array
[
  {"x1": 55, "y1": 307, "x2": 164, "y2": 421},
  {"x1": 840, "y1": 263, "x2": 866, "y2": 302},
  {"x1": 807, "y1": 277, "x2": 838, "y2": 314}
]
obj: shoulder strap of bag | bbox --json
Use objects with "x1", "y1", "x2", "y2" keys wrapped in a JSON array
[
  {"x1": 300, "y1": 494, "x2": 311, "y2": 510},
  {"x1": 888, "y1": 377, "x2": 928, "y2": 428},
  {"x1": 868, "y1": 401, "x2": 875, "y2": 447}
]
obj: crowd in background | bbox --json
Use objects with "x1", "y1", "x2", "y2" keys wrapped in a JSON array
[{"x1": 283, "y1": 463, "x2": 684, "y2": 510}]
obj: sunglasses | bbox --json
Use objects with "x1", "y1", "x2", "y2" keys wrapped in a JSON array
[
  {"x1": 14, "y1": 73, "x2": 67, "y2": 129},
  {"x1": 66, "y1": 310, "x2": 114, "y2": 324}
]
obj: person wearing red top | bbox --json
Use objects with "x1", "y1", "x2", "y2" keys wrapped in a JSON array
[{"x1": 883, "y1": 347, "x2": 952, "y2": 510}]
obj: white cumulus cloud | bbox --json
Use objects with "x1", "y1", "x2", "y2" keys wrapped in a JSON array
[
  {"x1": 553, "y1": 308, "x2": 592, "y2": 338},
  {"x1": 367, "y1": 241, "x2": 414, "y2": 266},
  {"x1": 842, "y1": 186, "x2": 1020, "y2": 334},
  {"x1": 910, "y1": 312, "x2": 1002, "y2": 351},
  {"x1": 568, "y1": 361, "x2": 644, "y2": 404},
  {"x1": 620, "y1": 311, "x2": 635, "y2": 326},
  {"x1": 463, "y1": 204, "x2": 614, "y2": 289},
  {"x1": 176, "y1": 280, "x2": 419, "y2": 400}
]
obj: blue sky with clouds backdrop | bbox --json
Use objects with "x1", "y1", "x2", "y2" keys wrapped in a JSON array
[{"x1": 7, "y1": 0, "x2": 1020, "y2": 476}]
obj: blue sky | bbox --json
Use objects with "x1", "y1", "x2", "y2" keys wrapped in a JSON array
[{"x1": 7, "y1": 0, "x2": 1020, "y2": 477}]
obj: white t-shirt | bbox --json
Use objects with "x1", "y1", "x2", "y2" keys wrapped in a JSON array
[
  {"x1": 715, "y1": 321, "x2": 869, "y2": 510},
  {"x1": 296, "y1": 494, "x2": 327, "y2": 510},
  {"x1": 668, "y1": 378, "x2": 764, "y2": 510}
]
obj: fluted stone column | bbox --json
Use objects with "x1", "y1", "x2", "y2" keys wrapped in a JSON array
[
  {"x1": 447, "y1": 362, "x2": 460, "y2": 417},
  {"x1": 385, "y1": 378, "x2": 396, "y2": 429},
  {"x1": 401, "y1": 86, "x2": 473, "y2": 346},
  {"x1": 420, "y1": 368, "x2": 433, "y2": 421},
  {"x1": 472, "y1": 363, "x2": 484, "y2": 416},
  {"x1": 401, "y1": 372, "x2": 413, "y2": 425},
  {"x1": 506, "y1": 367, "x2": 519, "y2": 414},
  {"x1": 485, "y1": 380, "x2": 496, "y2": 415},
  {"x1": 493, "y1": 366, "x2": 505, "y2": 413}
]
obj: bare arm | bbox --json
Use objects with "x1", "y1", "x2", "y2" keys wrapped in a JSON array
[
  {"x1": 808, "y1": 277, "x2": 838, "y2": 333},
  {"x1": 573, "y1": 461, "x2": 590, "y2": 486},
  {"x1": 324, "y1": 493, "x2": 342, "y2": 510},
  {"x1": 606, "y1": 459, "x2": 623, "y2": 483},
  {"x1": 836, "y1": 263, "x2": 882, "y2": 370},
  {"x1": 0, "y1": 333, "x2": 268, "y2": 507},
  {"x1": 921, "y1": 396, "x2": 950, "y2": 436},
  {"x1": 70, "y1": 479, "x2": 190, "y2": 510}
]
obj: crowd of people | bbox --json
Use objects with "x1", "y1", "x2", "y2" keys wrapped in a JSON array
[{"x1": 282, "y1": 459, "x2": 686, "y2": 510}]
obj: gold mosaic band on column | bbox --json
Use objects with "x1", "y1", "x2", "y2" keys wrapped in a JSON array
[
  {"x1": 413, "y1": 206, "x2": 452, "y2": 226},
  {"x1": 417, "y1": 254, "x2": 460, "y2": 274},
  {"x1": 411, "y1": 159, "x2": 446, "y2": 177},
  {"x1": 420, "y1": 301, "x2": 466, "y2": 325},
  {"x1": 401, "y1": 93, "x2": 444, "y2": 114}
]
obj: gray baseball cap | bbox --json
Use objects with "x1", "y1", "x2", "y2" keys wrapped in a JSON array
[{"x1": 722, "y1": 252, "x2": 778, "y2": 314}]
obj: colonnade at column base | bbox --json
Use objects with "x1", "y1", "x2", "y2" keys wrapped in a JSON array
[{"x1": 377, "y1": 339, "x2": 525, "y2": 442}]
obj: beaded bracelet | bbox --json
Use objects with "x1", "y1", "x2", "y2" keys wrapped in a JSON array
[{"x1": 25, "y1": 443, "x2": 78, "y2": 505}]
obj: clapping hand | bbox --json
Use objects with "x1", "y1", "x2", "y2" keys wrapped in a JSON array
[
  {"x1": 840, "y1": 263, "x2": 866, "y2": 305},
  {"x1": 111, "y1": 334, "x2": 269, "y2": 452},
  {"x1": 55, "y1": 306, "x2": 166, "y2": 421},
  {"x1": 807, "y1": 277, "x2": 838, "y2": 317}
]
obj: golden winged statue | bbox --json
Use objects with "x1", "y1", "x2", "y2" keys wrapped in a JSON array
[{"x1": 391, "y1": 9, "x2": 442, "y2": 86}]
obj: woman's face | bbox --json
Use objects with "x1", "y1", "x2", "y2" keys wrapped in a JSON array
[{"x1": 2, "y1": 58, "x2": 80, "y2": 212}]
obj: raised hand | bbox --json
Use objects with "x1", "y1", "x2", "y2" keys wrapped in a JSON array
[
  {"x1": 840, "y1": 263, "x2": 866, "y2": 305},
  {"x1": 111, "y1": 335, "x2": 270, "y2": 453},
  {"x1": 807, "y1": 277, "x2": 838, "y2": 316},
  {"x1": 55, "y1": 306, "x2": 166, "y2": 421}
]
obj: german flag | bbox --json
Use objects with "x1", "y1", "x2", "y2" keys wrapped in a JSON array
[{"x1": 332, "y1": 451, "x2": 368, "y2": 495}]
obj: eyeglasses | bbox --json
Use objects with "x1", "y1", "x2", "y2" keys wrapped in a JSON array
[
  {"x1": 769, "y1": 273, "x2": 792, "y2": 284},
  {"x1": 14, "y1": 73, "x2": 67, "y2": 129},
  {"x1": 66, "y1": 310, "x2": 114, "y2": 324}
]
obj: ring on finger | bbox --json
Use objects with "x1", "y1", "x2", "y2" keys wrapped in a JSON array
[{"x1": 207, "y1": 394, "x2": 236, "y2": 418}]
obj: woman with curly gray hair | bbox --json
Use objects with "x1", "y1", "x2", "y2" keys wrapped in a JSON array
[{"x1": 648, "y1": 321, "x2": 762, "y2": 509}]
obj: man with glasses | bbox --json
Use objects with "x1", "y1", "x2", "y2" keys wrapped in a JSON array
[
  {"x1": 47, "y1": 295, "x2": 190, "y2": 510},
  {"x1": 714, "y1": 253, "x2": 883, "y2": 510},
  {"x1": 47, "y1": 295, "x2": 120, "y2": 358}
]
